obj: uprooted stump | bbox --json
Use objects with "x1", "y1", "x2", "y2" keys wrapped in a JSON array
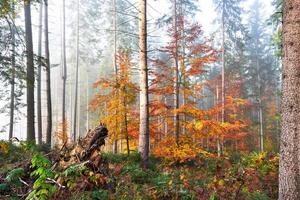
[{"x1": 57, "y1": 123, "x2": 109, "y2": 170}]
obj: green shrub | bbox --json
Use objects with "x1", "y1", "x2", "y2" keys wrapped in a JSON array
[
  {"x1": 121, "y1": 163, "x2": 149, "y2": 184},
  {"x1": 5, "y1": 168, "x2": 25, "y2": 187},
  {"x1": 247, "y1": 192, "x2": 271, "y2": 200},
  {"x1": 92, "y1": 189, "x2": 109, "y2": 200},
  {"x1": 26, "y1": 154, "x2": 57, "y2": 200}
]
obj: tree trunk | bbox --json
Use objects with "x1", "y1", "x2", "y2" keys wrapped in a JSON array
[
  {"x1": 73, "y1": 0, "x2": 80, "y2": 141},
  {"x1": 138, "y1": 0, "x2": 149, "y2": 168},
  {"x1": 37, "y1": 0, "x2": 43, "y2": 144},
  {"x1": 173, "y1": 0, "x2": 180, "y2": 145},
  {"x1": 220, "y1": 0, "x2": 225, "y2": 157},
  {"x1": 44, "y1": 0, "x2": 52, "y2": 144},
  {"x1": 62, "y1": 0, "x2": 67, "y2": 137},
  {"x1": 112, "y1": 0, "x2": 118, "y2": 154},
  {"x1": 9, "y1": 3, "x2": 16, "y2": 140},
  {"x1": 279, "y1": 1, "x2": 300, "y2": 199},
  {"x1": 24, "y1": 0, "x2": 35, "y2": 142}
]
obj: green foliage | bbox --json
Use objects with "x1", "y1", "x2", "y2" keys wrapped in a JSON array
[
  {"x1": 5, "y1": 168, "x2": 25, "y2": 187},
  {"x1": 0, "y1": 183, "x2": 9, "y2": 192},
  {"x1": 61, "y1": 163, "x2": 88, "y2": 188},
  {"x1": 247, "y1": 192, "x2": 271, "y2": 200},
  {"x1": 92, "y1": 189, "x2": 109, "y2": 200},
  {"x1": 121, "y1": 163, "x2": 149, "y2": 184},
  {"x1": 26, "y1": 154, "x2": 57, "y2": 200}
]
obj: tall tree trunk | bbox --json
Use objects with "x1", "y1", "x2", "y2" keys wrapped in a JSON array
[
  {"x1": 138, "y1": 0, "x2": 149, "y2": 168},
  {"x1": 218, "y1": 0, "x2": 226, "y2": 157},
  {"x1": 44, "y1": 0, "x2": 52, "y2": 144},
  {"x1": 73, "y1": 0, "x2": 80, "y2": 141},
  {"x1": 37, "y1": 0, "x2": 43, "y2": 144},
  {"x1": 279, "y1": 1, "x2": 300, "y2": 199},
  {"x1": 62, "y1": 0, "x2": 67, "y2": 137},
  {"x1": 9, "y1": 3, "x2": 16, "y2": 140},
  {"x1": 24, "y1": 0, "x2": 35, "y2": 142},
  {"x1": 173, "y1": 0, "x2": 180, "y2": 145},
  {"x1": 112, "y1": 0, "x2": 118, "y2": 154}
]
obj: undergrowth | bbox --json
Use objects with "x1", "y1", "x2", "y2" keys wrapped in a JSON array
[{"x1": 0, "y1": 141, "x2": 278, "y2": 200}]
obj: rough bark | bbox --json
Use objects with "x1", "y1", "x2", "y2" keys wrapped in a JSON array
[
  {"x1": 138, "y1": 0, "x2": 149, "y2": 167},
  {"x1": 44, "y1": 0, "x2": 52, "y2": 144},
  {"x1": 279, "y1": 1, "x2": 300, "y2": 199},
  {"x1": 24, "y1": 0, "x2": 35, "y2": 142},
  {"x1": 37, "y1": 0, "x2": 43, "y2": 144}
]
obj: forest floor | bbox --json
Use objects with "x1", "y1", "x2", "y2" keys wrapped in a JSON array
[{"x1": 0, "y1": 141, "x2": 278, "y2": 200}]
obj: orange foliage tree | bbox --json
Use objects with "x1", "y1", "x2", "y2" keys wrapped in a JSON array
[
  {"x1": 90, "y1": 50, "x2": 138, "y2": 154},
  {"x1": 150, "y1": 16, "x2": 249, "y2": 161}
]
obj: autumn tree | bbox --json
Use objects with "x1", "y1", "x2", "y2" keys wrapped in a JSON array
[{"x1": 90, "y1": 50, "x2": 138, "y2": 155}]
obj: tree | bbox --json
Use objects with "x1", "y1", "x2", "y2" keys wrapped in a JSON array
[
  {"x1": 173, "y1": 0, "x2": 180, "y2": 145},
  {"x1": 24, "y1": 0, "x2": 35, "y2": 142},
  {"x1": 138, "y1": 0, "x2": 149, "y2": 167},
  {"x1": 279, "y1": 0, "x2": 300, "y2": 199},
  {"x1": 62, "y1": 0, "x2": 67, "y2": 138},
  {"x1": 73, "y1": 0, "x2": 80, "y2": 141},
  {"x1": 8, "y1": 2, "x2": 16, "y2": 140},
  {"x1": 244, "y1": 0, "x2": 278, "y2": 152},
  {"x1": 90, "y1": 50, "x2": 137, "y2": 155},
  {"x1": 37, "y1": 0, "x2": 43, "y2": 144},
  {"x1": 213, "y1": 0, "x2": 246, "y2": 156},
  {"x1": 44, "y1": 0, "x2": 52, "y2": 144}
]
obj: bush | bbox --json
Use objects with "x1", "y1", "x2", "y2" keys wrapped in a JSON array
[
  {"x1": 92, "y1": 189, "x2": 109, "y2": 200},
  {"x1": 247, "y1": 192, "x2": 271, "y2": 200}
]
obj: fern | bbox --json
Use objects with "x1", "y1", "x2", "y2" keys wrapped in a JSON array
[
  {"x1": 26, "y1": 154, "x2": 57, "y2": 200},
  {"x1": 5, "y1": 168, "x2": 25, "y2": 187}
]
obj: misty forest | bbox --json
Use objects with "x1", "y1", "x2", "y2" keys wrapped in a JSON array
[{"x1": 0, "y1": 0, "x2": 299, "y2": 199}]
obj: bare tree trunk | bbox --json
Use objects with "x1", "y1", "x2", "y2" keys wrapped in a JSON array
[
  {"x1": 44, "y1": 0, "x2": 52, "y2": 144},
  {"x1": 112, "y1": 0, "x2": 118, "y2": 154},
  {"x1": 24, "y1": 0, "x2": 35, "y2": 142},
  {"x1": 73, "y1": 0, "x2": 80, "y2": 141},
  {"x1": 279, "y1": 1, "x2": 300, "y2": 199},
  {"x1": 62, "y1": 0, "x2": 67, "y2": 136},
  {"x1": 173, "y1": 0, "x2": 180, "y2": 145},
  {"x1": 216, "y1": 85, "x2": 221, "y2": 157},
  {"x1": 37, "y1": 0, "x2": 43, "y2": 144},
  {"x1": 220, "y1": 0, "x2": 225, "y2": 156},
  {"x1": 9, "y1": 3, "x2": 16, "y2": 140},
  {"x1": 138, "y1": 0, "x2": 149, "y2": 168}
]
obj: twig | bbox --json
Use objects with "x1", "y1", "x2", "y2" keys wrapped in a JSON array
[
  {"x1": 19, "y1": 178, "x2": 29, "y2": 187},
  {"x1": 46, "y1": 178, "x2": 66, "y2": 189}
]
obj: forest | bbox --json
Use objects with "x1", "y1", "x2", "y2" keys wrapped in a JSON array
[{"x1": 0, "y1": 0, "x2": 299, "y2": 199}]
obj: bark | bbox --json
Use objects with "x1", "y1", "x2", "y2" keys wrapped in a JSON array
[
  {"x1": 9, "y1": 5, "x2": 16, "y2": 140},
  {"x1": 24, "y1": 0, "x2": 35, "y2": 142},
  {"x1": 37, "y1": 0, "x2": 43, "y2": 144},
  {"x1": 73, "y1": 0, "x2": 80, "y2": 141},
  {"x1": 279, "y1": 1, "x2": 300, "y2": 199},
  {"x1": 173, "y1": 0, "x2": 180, "y2": 145},
  {"x1": 45, "y1": 0, "x2": 52, "y2": 144},
  {"x1": 138, "y1": 0, "x2": 149, "y2": 167}
]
